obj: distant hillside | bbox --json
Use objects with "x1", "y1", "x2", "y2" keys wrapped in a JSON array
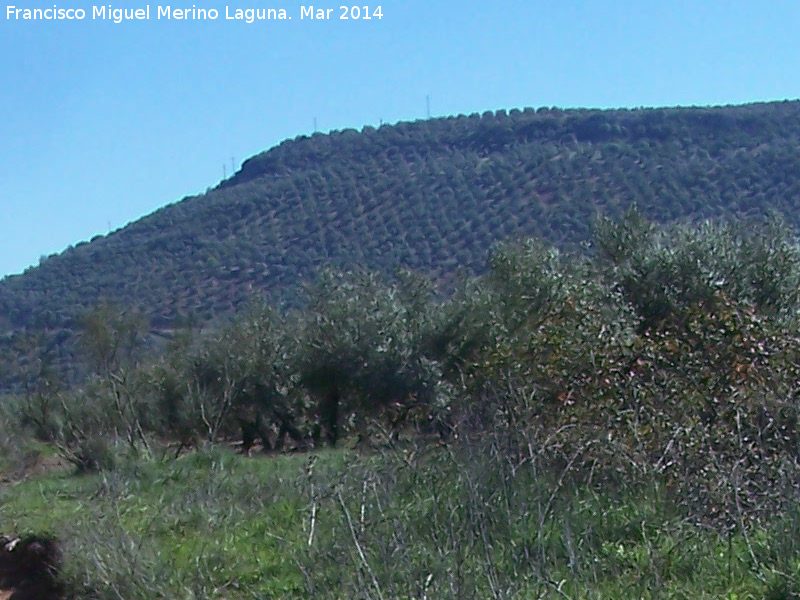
[{"x1": 3, "y1": 100, "x2": 800, "y2": 340}]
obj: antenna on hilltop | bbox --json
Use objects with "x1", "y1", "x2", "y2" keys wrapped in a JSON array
[
  {"x1": 426, "y1": 94, "x2": 431, "y2": 118},
  {"x1": 313, "y1": 116, "x2": 318, "y2": 132},
  {"x1": 223, "y1": 163, "x2": 226, "y2": 179}
]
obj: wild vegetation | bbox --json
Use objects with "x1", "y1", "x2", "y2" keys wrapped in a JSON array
[
  {"x1": 5, "y1": 101, "x2": 800, "y2": 388},
  {"x1": 3, "y1": 210, "x2": 800, "y2": 597}
]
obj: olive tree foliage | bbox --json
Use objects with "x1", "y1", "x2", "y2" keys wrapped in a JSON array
[
  {"x1": 427, "y1": 214, "x2": 800, "y2": 521},
  {"x1": 425, "y1": 241, "x2": 569, "y2": 386},
  {"x1": 594, "y1": 206, "x2": 800, "y2": 331},
  {"x1": 79, "y1": 304, "x2": 149, "y2": 375},
  {"x1": 47, "y1": 304, "x2": 155, "y2": 471},
  {"x1": 438, "y1": 238, "x2": 637, "y2": 460},
  {"x1": 7, "y1": 329, "x2": 64, "y2": 443},
  {"x1": 298, "y1": 269, "x2": 451, "y2": 447},
  {"x1": 154, "y1": 302, "x2": 301, "y2": 451},
  {"x1": 612, "y1": 294, "x2": 800, "y2": 518},
  {"x1": 0, "y1": 331, "x2": 64, "y2": 473},
  {"x1": 584, "y1": 208, "x2": 800, "y2": 515}
]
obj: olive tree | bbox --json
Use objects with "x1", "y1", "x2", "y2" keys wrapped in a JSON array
[{"x1": 299, "y1": 269, "x2": 449, "y2": 447}]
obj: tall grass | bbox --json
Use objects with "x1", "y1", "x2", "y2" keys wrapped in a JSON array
[{"x1": 1, "y1": 433, "x2": 800, "y2": 599}]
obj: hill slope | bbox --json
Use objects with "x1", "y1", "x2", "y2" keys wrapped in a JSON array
[{"x1": 3, "y1": 100, "x2": 800, "y2": 336}]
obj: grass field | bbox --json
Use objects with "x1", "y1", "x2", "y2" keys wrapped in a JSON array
[{"x1": 1, "y1": 439, "x2": 800, "y2": 599}]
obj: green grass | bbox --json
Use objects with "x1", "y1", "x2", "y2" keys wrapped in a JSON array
[{"x1": 2, "y1": 442, "x2": 800, "y2": 599}]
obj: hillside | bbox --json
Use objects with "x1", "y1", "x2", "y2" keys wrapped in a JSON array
[{"x1": 3, "y1": 100, "x2": 800, "y2": 336}]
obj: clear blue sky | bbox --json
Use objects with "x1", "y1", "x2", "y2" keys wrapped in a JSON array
[{"x1": 1, "y1": 0, "x2": 799, "y2": 278}]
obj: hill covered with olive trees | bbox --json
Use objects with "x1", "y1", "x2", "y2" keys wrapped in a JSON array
[{"x1": 3, "y1": 100, "x2": 800, "y2": 382}]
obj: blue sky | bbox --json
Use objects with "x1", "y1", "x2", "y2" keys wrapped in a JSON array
[{"x1": 1, "y1": 0, "x2": 799, "y2": 278}]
